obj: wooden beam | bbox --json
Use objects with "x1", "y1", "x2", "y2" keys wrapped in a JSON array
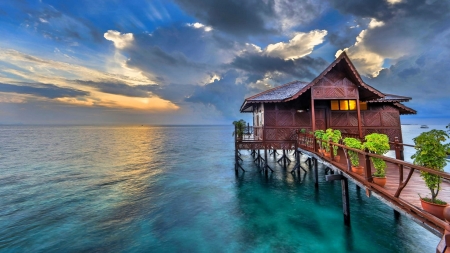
[
  {"x1": 356, "y1": 98, "x2": 363, "y2": 139},
  {"x1": 311, "y1": 98, "x2": 316, "y2": 132}
]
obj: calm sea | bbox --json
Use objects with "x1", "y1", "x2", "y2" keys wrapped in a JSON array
[{"x1": 0, "y1": 125, "x2": 444, "y2": 252}]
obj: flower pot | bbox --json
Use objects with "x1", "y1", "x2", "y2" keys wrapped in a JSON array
[
  {"x1": 372, "y1": 176, "x2": 386, "y2": 187},
  {"x1": 351, "y1": 166, "x2": 364, "y2": 176},
  {"x1": 333, "y1": 155, "x2": 341, "y2": 162},
  {"x1": 324, "y1": 152, "x2": 331, "y2": 158},
  {"x1": 420, "y1": 198, "x2": 448, "y2": 220}
]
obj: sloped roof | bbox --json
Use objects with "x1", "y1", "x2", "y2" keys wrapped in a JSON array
[
  {"x1": 285, "y1": 52, "x2": 384, "y2": 102},
  {"x1": 240, "y1": 52, "x2": 415, "y2": 113},
  {"x1": 368, "y1": 94, "x2": 411, "y2": 103},
  {"x1": 246, "y1": 81, "x2": 308, "y2": 102},
  {"x1": 393, "y1": 103, "x2": 417, "y2": 115}
]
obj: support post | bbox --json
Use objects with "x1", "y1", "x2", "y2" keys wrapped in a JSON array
[
  {"x1": 311, "y1": 98, "x2": 316, "y2": 132},
  {"x1": 314, "y1": 158, "x2": 319, "y2": 188},
  {"x1": 363, "y1": 148, "x2": 373, "y2": 183},
  {"x1": 356, "y1": 98, "x2": 363, "y2": 139},
  {"x1": 264, "y1": 148, "x2": 268, "y2": 175},
  {"x1": 394, "y1": 137, "x2": 404, "y2": 185},
  {"x1": 326, "y1": 174, "x2": 351, "y2": 226}
]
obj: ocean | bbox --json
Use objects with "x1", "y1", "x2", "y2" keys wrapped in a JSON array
[{"x1": 0, "y1": 125, "x2": 445, "y2": 252}]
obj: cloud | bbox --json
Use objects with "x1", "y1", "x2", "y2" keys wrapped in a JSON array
[
  {"x1": 186, "y1": 22, "x2": 213, "y2": 32},
  {"x1": 265, "y1": 30, "x2": 328, "y2": 60},
  {"x1": 231, "y1": 53, "x2": 328, "y2": 82},
  {"x1": 73, "y1": 80, "x2": 157, "y2": 98},
  {"x1": 0, "y1": 82, "x2": 89, "y2": 99},
  {"x1": 109, "y1": 24, "x2": 237, "y2": 85},
  {"x1": 104, "y1": 30, "x2": 134, "y2": 49},
  {"x1": 173, "y1": 0, "x2": 275, "y2": 36},
  {"x1": 333, "y1": 0, "x2": 450, "y2": 78},
  {"x1": 185, "y1": 70, "x2": 250, "y2": 118}
]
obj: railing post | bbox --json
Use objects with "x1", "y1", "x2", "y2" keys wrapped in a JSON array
[
  {"x1": 394, "y1": 137, "x2": 404, "y2": 185},
  {"x1": 313, "y1": 136, "x2": 317, "y2": 153},
  {"x1": 329, "y1": 138, "x2": 334, "y2": 161},
  {"x1": 437, "y1": 206, "x2": 450, "y2": 253},
  {"x1": 364, "y1": 148, "x2": 373, "y2": 182}
]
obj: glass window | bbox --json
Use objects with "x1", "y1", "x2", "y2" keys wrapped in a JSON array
[
  {"x1": 331, "y1": 100, "x2": 366, "y2": 111},
  {"x1": 349, "y1": 100, "x2": 357, "y2": 110},
  {"x1": 331, "y1": 100, "x2": 339, "y2": 110},
  {"x1": 339, "y1": 100, "x2": 349, "y2": 110}
]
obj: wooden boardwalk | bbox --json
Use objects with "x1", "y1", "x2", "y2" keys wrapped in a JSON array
[{"x1": 300, "y1": 146, "x2": 450, "y2": 236}]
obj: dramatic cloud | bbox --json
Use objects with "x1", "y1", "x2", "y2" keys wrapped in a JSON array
[
  {"x1": 231, "y1": 54, "x2": 328, "y2": 82},
  {"x1": 73, "y1": 80, "x2": 156, "y2": 98},
  {"x1": 185, "y1": 70, "x2": 251, "y2": 118},
  {"x1": 265, "y1": 30, "x2": 328, "y2": 60},
  {"x1": 1, "y1": 0, "x2": 449, "y2": 124},
  {"x1": 173, "y1": 0, "x2": 326, "y2": 37},
  {"x1": 104, "y1": 30, "x2": 134, "y2": 49},
  {"x1": 0, "y1": 83, "x2": 89, "y2": 99}
]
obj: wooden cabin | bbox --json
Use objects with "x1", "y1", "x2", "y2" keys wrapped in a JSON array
[{"x1": 239, "y1": 52, "x2": 416, "y2": 145}]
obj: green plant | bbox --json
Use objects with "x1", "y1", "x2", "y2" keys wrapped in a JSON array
[
  {"x1": 322, "y1": 131, "x2": 331, "y2": 152},
  {"x1": 300, "y1": 128, "x2": 306, "y2": 134},
  {"x1": 326, "y1": 128, "x2": 342, "y2": 156},
  {"x1": 232, "y1": 119, "x2": 246, "y2": 139},
  {"x1": 343, "y1": 137, "x2": 362, "y2": 167},
  {"x1": 314, "y1": 130, "x2": 325, "y2": 150},
  {"x1": 411, "y1": 129, "x2": 450, "y2": 204},
  {"x1": 362, "y1": 133, "x2": 390, "y2": 177}
]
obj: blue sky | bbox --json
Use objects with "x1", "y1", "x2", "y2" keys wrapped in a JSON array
[{"x1": 0, "y1": 0, "x2": 449, "y2": 125}]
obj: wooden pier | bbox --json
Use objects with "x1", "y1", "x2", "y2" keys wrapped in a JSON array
[{"x1": 234, "y1": 133, "x2": 450, "y2": 252}]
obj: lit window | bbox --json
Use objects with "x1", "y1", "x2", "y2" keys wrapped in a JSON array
[
  {"x1": 349, "y1": 100, "x2": 356, "y2": 110},
  {"x1": 331, "y1": 100, "x2": 367, "y2": 111},
  {"x1": 331, "y1": 101, "x2": 339, "y2": 110},
  {"x1": 339, "y1": 100, "x2": 349, "y2": 110}
]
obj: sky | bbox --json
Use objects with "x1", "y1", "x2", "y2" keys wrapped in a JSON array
[{"x1": 0, "y1": 0, "x2": 449, "y2": 125}]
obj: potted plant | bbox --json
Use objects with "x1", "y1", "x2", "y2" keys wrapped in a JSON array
[
  {"x1": 362, "y1": 133, "x2": 390, "y2": 187},
  {"x1": 343, "y1": 137, "x2": 363, "y2": 175},
  {"x1": 321, "y1": 130, "x2": 332, "y2": 158},
  {"x1": 327, "y1": 128, "x2": 342, "y2": 162},
  {"x1": 314, "y1": 130, "x2": 325, "y2": 154},
  {"x1": 411, "y1": 129, "x2": 450, "y2": 219},
  {"x1": 232, "y1": 119, "x2": 246, "y2": 141}
]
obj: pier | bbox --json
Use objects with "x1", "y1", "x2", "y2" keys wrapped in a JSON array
[{"x1": 234, "y1": 131, "x2": 450, "y2": 252}]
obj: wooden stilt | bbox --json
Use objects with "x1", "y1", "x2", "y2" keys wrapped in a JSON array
[
  {"x1": 277, "y1": 149, "x2": 291, "y2": 167},
  {"x1": 262, "y1": 147, "x2": 273, "y2": 173},
  {"x1": 326, "y1": 174, "x2": 351, "y2": 226},
  {"x1": 314, "y1": 158, "x2": 319, "y2": 188}
]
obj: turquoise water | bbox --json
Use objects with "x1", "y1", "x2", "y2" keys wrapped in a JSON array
[{"x1": 0, "y1": 125, "x2": 439, "y2": 252}]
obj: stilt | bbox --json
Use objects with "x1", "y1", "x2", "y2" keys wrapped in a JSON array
[
  {"x1": 314, "y1": 158, "x2": 319, "y2": 188},
  {"x1": 234, "y1": 147, "x2": 245, "y2": 172},
  {"x1": 326, "y1": 173, "x2": 350, "y2": 226},
  {"x1": 277, "y1": 149, "x2": 291, "y2": 167},
  {"x1": 270, "y1": 149, "x2": 279, "y2": 157},
  {"x1": 291, "y1": 148, "x2": 307, "y2": 173},
  {"x1": 262, "y1": 147, "x2": 273, "y2": 173},
  {"x1": 254, "y1": 149, "x2": 263, "y2": 167}
]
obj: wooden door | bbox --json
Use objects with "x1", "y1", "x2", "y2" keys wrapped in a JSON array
[{"x1": 315, "y1": 108, "x2": 327, "y2": 130}]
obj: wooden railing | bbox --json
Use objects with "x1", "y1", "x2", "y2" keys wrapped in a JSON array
[{"x1": 297, "y1": 132, "x2": 450, "y2": 250}]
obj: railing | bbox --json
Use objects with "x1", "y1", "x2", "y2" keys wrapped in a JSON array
[{"x1": 297, "y1": 132, "x2": 450, "y2": 247}]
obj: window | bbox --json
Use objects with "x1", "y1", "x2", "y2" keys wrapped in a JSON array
[{"x1": 331, "y1": 100, "x2": 367, "y2": 111}]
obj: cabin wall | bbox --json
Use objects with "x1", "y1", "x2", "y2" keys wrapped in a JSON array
[{"x1": 262, "y1": 103, "x2": 311, "y2": 140}]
